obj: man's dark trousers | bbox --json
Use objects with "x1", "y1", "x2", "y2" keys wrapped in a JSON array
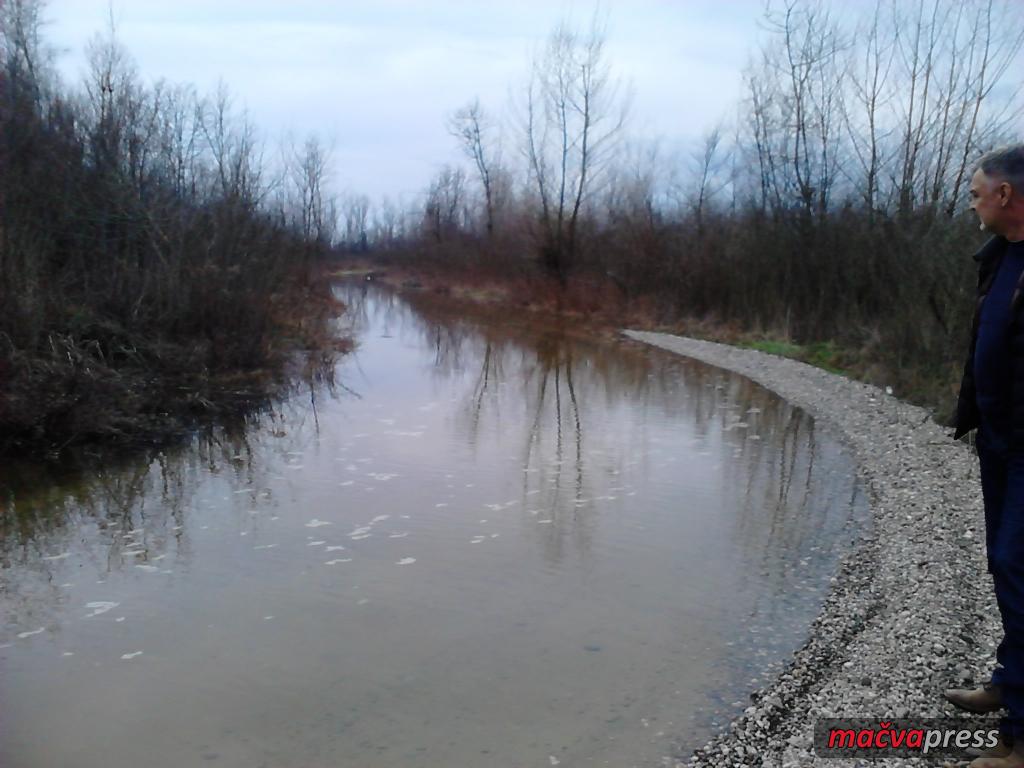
[
  {"x1": 969, "y1": 239, "x2": 1024, "y2": 739},
  {"x1": 979, "y1": 426, "x2": 1024, "y2": 739}
]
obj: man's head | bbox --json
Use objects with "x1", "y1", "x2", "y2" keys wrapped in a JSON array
[{"x1": 970, "y1": 145, "x2": 1024, "y2": 238}]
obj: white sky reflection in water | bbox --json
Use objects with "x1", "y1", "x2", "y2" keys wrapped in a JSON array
[{"x1": 0, "y1": 281, "x2": 868, "y2": 768}]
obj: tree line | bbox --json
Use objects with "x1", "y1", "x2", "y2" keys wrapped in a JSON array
[
  {"x1": 0, "y1": 0, "x2": 339, "y2": 456},
  {"x1": 3, "y1": 0, "x2": 1020, "y2": 450},
  {"x1": 356, "y1": 0, "x2": 1023, "y2": 416}
]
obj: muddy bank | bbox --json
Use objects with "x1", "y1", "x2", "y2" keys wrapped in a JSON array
[
  {"x1": 625, "y1": 330, "x2": 994, "y2": 768},
  {"x1": 0, "y1": 280, "x2": 349, "y2": 461}
]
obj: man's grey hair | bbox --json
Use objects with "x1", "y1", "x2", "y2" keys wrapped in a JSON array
[{"x1": 977, "y1": 144, "x2": 1024, "y2": 191}]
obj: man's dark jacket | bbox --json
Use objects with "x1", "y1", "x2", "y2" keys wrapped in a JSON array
[{"x1": 951, "y1": 235, "x2": 1024, "y2": 442}]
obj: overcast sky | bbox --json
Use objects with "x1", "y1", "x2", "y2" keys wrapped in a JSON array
[{"x1": 47, "y1": 1, "x2": 767, "y2": 201}]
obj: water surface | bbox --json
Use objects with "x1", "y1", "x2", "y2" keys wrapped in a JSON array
[{"x1": 0, "y1": 282, "x2": 868, "y2": 768}]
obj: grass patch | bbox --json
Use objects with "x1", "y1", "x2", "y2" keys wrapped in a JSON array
[{"x1": 734, "y1": 338, "x2": 850, "y2": 375}]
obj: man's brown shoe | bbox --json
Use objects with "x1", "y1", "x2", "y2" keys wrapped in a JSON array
[
  {"x1": 944, "y1": 682, "x2": 1005, "y2": 714},
  {"x1": 966, "y1": 734, "x2": 1014, "y2": 759},
  {"x1": 968, "y1": 742, "x2": 1024, "y2": 767}
]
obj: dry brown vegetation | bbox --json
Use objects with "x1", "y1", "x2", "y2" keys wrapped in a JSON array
[{"x1": 0, "y1": 1, "x2": 346, "y2": 458}]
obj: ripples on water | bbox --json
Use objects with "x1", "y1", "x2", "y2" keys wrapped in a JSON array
[{"x1": 0, "y1": 281, "x2": 869, "y2": 768}]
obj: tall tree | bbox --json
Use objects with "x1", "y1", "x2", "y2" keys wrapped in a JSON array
[
  {"x1": 449, "y1": 98, "x2": 501, "y2": 237},
  {"x1": 520, "y1": 18, "x2": 628, "y2": 284}
]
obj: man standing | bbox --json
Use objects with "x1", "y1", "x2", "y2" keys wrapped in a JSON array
[{"x1": 946, "y1": 144, "x2": 1024, "y2": 768}]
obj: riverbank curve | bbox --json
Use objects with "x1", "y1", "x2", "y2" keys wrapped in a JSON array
[{"x1": 624, "y1": 330, "x2": 998, "y2": 768}]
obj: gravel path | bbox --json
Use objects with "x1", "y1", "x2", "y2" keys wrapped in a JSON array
[{"x1": 624, "y1": 330, "x2": 999, "y2": 768}]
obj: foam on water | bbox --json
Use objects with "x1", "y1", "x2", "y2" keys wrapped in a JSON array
[{"x1": 84, "y1": 601, "x2": 119, "y2": 618}]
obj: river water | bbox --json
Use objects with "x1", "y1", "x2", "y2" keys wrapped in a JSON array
[{"x1": 0, "y1": 281, "x2": 868, "y2": 768}]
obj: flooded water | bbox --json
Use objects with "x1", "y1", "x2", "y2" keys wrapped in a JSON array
[{"x1": 0, "y1": 282, "x2": 868, "y2": 768}]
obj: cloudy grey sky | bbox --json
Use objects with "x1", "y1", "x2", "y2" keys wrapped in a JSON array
[{"x1": 46, "y1": 1, "x2": 766, "y2": 201}]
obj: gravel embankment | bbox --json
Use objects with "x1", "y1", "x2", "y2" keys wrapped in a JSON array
[{"x1": 624, "y1": 330, "x2": 999, "y2": 768}]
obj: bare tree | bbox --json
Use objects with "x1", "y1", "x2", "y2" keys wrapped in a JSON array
[
  {"x1": 520, "y1": 17, "x2": 628, "y2": 283},
  {"x1": 423, "y1": 165, "x2": 467, "y2": 243},
  {"x1": 449, "y1": 97, "x2": 501, "y2": 237},
  {"x1": 371, "y1": 196, "x2": 399, "y2": 246},
  {"x1": 690, "y1": 124, "x2": 726, "y2": 235},
  {"x1": 342, "y1": 192, "x2": 371, "y2": 251},
  {"x1": 288, "y1": 135, "x2": 336, "y2": 244},
  {"x1": 762, "y1": 0, "x2": 845, "y2": 218},
  {"x1": 155, "y1": 82, "x2": 203, "y2": 200},
  {"x1": 941, "y1": 0, "x2": 1024, "y2": 215},
  {"x1": 200, "y1": 82, "x2": 265, "y2": 206},
  {"x1": 743, "y1": 58, "x2": 782, "y2": 215},
  {"x1": 0, "y1": 0, "x2": 48, "y2": 100},
  {"x1": 835, "y1": 0, "x2": 1024, "y2": 218},
  {"x1": 840, "y1": 0, "x2": 895, "y2": 219}
]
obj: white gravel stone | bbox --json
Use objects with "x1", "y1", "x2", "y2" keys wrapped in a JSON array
[{"x1": 625, "y1": 330, "x2": 995, "y2": 768}]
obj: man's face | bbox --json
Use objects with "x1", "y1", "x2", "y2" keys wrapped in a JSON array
[{"x1": 969, "y1": 168, "x2": 1010, "y2": 234}]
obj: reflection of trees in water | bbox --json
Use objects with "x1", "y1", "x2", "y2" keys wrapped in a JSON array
[
  {"x1": 0, "y1": 382, "x2": 340, "y2": 635},
  {"x1": 668, "y1": 363, "x2": 868, "y2": 714},
  {"x1": 353, "y1": 282, "x2": 865, "y2": 573},
  {"x1": 426, "y1": 318, "x2": 597, "y2": 537},
  {"x1": 668, "y1": 358, "x2": 864, "y2": 552},
  {"x1": 520, "y1": 337, "x2": 588, "y2": 558},
  {"x1": 3, "y1": 282, "x2": 868, "y2": 626},
  {"x1": 688, "y1": 365, "x2": 868, "y2": 623},
  {"x1": 389, "y1": 286, "x2": 658, "y2": 559},
  {"x1": 332, "y1": 278, "x2": 372, "y2": 337},
  {"x1": 0, "y1": 451, "x2": 194, "y2": 635},
  {"x1": 334, "y1": 286, "x2": 615, "y2": 565},
  {"x1": 2, "y1": 287, "x2": 349, "y2": 589}
]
